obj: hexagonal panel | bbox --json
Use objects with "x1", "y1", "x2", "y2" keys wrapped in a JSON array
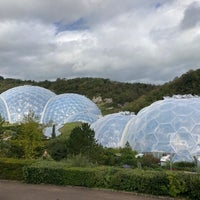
[
  {"x1": 171, "y1": 128, "x2": 196, "y2": 152},
  {"x1": 142, "y1": 134, "x2": 158, "y2": 152},
  {"x1": 144, "y1": 119, "x2": 158, "y2": 133},
  {"x1": 191, "y1": 124, "x2": 200, "y2": 135},
  {"x1": 173, "y1": 116, "x2": 195, "y2": 132},
  {"x1": 159, "y1": 102, "x2": 176, "y2": 111},
  {"x1": 154, "y1": 143, "x2": 174, "y2": 153},
  {"x1": 155, "y1": 124, "x2": 174, "y2": 142},
  {"x1": 157, "y1": 111, "x2": 175, "y2": 124},
  {"x1": 173, "y1": 103, "x2": 193, "y2": 116},
  {"x1": 191, "y1": 110, "x2": 200, "y2": 123}
]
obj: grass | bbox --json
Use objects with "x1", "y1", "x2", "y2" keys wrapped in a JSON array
[{"x1": 58, "y1": 122, "x2": 82, "y2": 139}]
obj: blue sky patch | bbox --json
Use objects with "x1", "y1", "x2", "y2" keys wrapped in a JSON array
[{"x1": 55, "y1": 18, "x2": 89, "y2": 33}]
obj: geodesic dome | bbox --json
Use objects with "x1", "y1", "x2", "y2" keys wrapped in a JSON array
[
  {"x1": 0, "y1": 96, "x2": 9, "y2": 121},
  {"x1": 122, "y1": 95, "x2": 200, "y2": 162},
  {"x1": 41, "y1": 93, "x2": 101, "y2": 125},
  {"x1": 91, "y1": 112, "x2": 135, "y2": 148},
  {"x1": 0, "y1": 85, "x2": 56, "y2": 123}
]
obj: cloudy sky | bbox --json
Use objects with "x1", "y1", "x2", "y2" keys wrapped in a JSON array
[{"x1": 0, "y1": 0, "x2": 200, "y2": 84}]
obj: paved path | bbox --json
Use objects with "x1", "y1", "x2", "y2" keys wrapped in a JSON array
[{"x1": 0, "y1": 180, "x2": 173, "y2": 200}]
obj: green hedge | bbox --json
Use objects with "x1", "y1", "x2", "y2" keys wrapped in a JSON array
[
  {"x1": 23, "y1": 161, "x2": 110, "y2": 187},
  {"x1": 1, "y1": 158, "x2": 200, "y2": 199},
  {"x1": 0, "y1": 157, "x2": 34, "y2": 180},
  {"x1": 23, "y1": 161, "x2": 200, "y2": 199}
]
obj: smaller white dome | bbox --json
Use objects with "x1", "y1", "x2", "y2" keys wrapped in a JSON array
[
  {"x1": 91, "y1": 112, "x2": 135, "y2": 148},
  {"x1": 41, "y1": 93, "x2": 101, "y2": 125}
]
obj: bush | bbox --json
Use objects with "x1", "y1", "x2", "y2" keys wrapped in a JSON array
[
  {"x1": 188, "y1": 174, "x2": 200, "y2": 199},
  {"x1": 173, "y1": 161, "x2": 196, "y2": 171},
  {"x1": 23, "y1": 161, "x2": 200, "y2": 199},
  {"x1": 166, "y1": 172, "x2": 189, "y2": 197},
  {"x1": 64, "y1": 154, "x2": 95, "y2": 167},
  {"x1": 110, "y1": 169, "x2": 169, "y2": 195},
  {"x1": 139, "y1": 154, "x2": 160, "y2": 168},
  {"x1": 47, "y1": 137, "x2": 68, "y2": 161},
  {"x1": 23, "y1": 161, "x2": 97, "y2": 187},
  {"x1": 0, "y1": 157, "x2": 34, "y2": 180}
]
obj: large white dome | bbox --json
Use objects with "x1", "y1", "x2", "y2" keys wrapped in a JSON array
[
  {"x1": 123, "y1": 96, "x2": 200, "y2": 162},
  {"x1": 0, "y1": 85, "x2": 56, "y2": 123}
]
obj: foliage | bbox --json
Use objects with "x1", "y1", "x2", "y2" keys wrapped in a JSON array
[
  {"x1": 167, "y1": 172, "x2": 188, "y2": 197},
  {"x1": 118, "y1": 142, "x2": 137, "y2": 166},
  {"x1": 23, "y1": 161, "x2": 200, "y2": 199},
  {"x1": 63, "y1": 154, "x2": 95, "y2": 167},
  {"x1": 125, "y1": 69, "x2": 200, "y2": 113},
  {"x1": 139, "y1": 154, "x2": 160, "y2": 168},
  {"x1": 46, "y1": 122, "x2": 82, "y2": 161},
  {"x1": 188, "y1": 174, "x2": 200, "y2": 199},
  {"x1": 0, "y1": 115, "x2": 5, "y2": 136},
  {"x1": 58, "y1": 122, "x2": 82, "y2": 138},
  {"x1": 100, "y1": 143, "x2": 138, "y2": 167},
  {"x1": 173, "y1": 161, "x2": 196, "y2": 171},
  {"x1": 5, "y1": 118, "x2": 45, "y2": 159},
  {"x1": 47, "y1": 123, "x2": 104, "y2": 163},
  {"x1": 47, "y1": 137, "x2": 68, "y2": 161},
  {"x1": 67, "y1": 123, "x2": 103, "y2": 162},
  {"x1": 0, "y1": 157, "x2": 34, "y2": 180},
  {"x1": 51, "y1": 124, "x2": 56, "y2": 138}
]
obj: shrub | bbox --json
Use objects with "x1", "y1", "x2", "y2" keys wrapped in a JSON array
[
  {"x1": 47, "y1": 137, "x2": 68, "y2": 161},
  {"x1": 64, "y1": 154, "x2": 95, "y2": 167},
  {"x1": 22, "y1": 161, "x2": 200, "y2": 199},
  {"x1": 166, "y1": 172, "x2": 189, "y2": 197},
  {"x1": 0, "y1": 157, "x2": 33, "y2": 180},
  {"x1": 173, "y1": 161, "x2": 196, "y2": 171},
  {"x1": 110, "y1": 169, "x2": 169, "y2": 195},
  {"x1": 23, "y1": 161, "x2": 97, "y2": 187},
  {"x1": 188, "y1": 174, "x2": 200, "y2": 200}
]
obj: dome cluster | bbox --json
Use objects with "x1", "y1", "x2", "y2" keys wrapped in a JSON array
[
  {"x1": 1, "y1": 85, "x2": 200, "y2": 163},
  {"x1": 91, "y1": 96, "x2": 200, "y2": 162},
  {"x1": 0, "y1": 85, "x2": 101, "y2": 124}
]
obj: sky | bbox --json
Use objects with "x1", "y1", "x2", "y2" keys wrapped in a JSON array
[{"x1": 0, "y1": 0, "x2": 200, "y2": 84}]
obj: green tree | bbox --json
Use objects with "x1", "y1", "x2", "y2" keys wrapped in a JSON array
[
  {"x1": 67, "y1": 123, "x2": 103, "y2": 162},
  {"x1": 47, "y1": 137, "x2": 68, "y2": 161},
  {"x1": 8, "y1": 115, "x2": 45, "y2": 159},
  {"x1": 119, "y1": 142, "x2": 137, "y2": 166},
  {"x1": 51, "y1": 124, "x2": 56, "y2": 138}
]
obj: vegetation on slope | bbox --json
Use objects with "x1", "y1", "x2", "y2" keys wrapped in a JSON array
[{"x1": 125, "y1": 69, "x2": 200, "y2": 113}]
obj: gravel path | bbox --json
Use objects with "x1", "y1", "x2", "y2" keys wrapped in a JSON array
[{"x1": 0, "y1": 180, "x2": 176, "y2": 200}]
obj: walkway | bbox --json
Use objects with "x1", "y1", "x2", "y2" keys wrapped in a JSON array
[{"x1": 0, "y1": 180, "x2": 174, "y2": 200}]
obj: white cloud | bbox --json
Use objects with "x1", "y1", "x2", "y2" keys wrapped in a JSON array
[{"x1": 0, "y1": 0, "x2": 200, "y2": 83}]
